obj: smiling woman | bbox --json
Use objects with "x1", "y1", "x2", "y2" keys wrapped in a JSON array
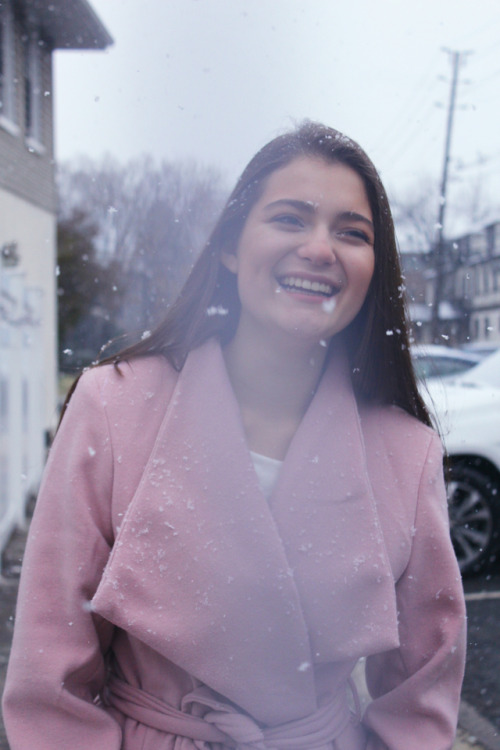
[
  {"x1": 3, "y1": 122, "x2": 466, "y2": 750},
  {"x1": 220, "y1": 158, "x2": 375, "y2": 363}
]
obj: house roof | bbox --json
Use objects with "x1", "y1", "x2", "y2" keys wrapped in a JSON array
[{"x1": 18, "y1": 0, "x2": 113, "y2": 50}]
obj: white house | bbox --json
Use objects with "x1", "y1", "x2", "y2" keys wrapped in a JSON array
[{"x1": 0, "y1": 0, "x2": 112, "y2": 554}]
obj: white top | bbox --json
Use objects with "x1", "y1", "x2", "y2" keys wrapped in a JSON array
[{"x1": 250, "y1": 451, "x2": 283, "y2": 501}]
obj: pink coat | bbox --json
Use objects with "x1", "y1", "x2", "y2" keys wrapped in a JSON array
[{"x1": 3, "y1": 339, "x2": 466, "y2": 750}]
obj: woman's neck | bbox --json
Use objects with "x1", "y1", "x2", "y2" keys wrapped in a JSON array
[{"x1": 223, "y1": 332, "x2": 328, "y2": 460}]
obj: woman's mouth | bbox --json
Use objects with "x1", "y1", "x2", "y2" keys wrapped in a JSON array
[{"x1": 276, "y1": 275, "x2": 340, "y2": 298}]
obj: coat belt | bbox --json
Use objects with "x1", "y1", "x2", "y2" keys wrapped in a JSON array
[{"x1": 104, "y1": 675, "x2": 359, "y2": 749}]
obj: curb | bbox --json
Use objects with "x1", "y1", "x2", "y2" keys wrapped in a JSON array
[{"x1": 459, "y1": 700, "x2": 500, "y2": 750}]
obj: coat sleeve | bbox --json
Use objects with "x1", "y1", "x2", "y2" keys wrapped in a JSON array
[
  {"x1": 362, "y1": 432, "x2": 467, "y2": 750},
  {"x1": 2, "y1": 369, "x2": 122, "y2": 749}
]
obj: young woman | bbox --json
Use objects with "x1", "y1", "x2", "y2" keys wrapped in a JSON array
[{"x1": 3, "y1": 122, "x2": 466, "y2": 750}]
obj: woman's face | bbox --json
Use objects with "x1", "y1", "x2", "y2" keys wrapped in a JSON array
[{"x1": 221, "y1": 156, "x2": 375, "y2": 349}]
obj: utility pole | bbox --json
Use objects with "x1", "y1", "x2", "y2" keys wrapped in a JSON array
[{"x1": 431, "y1": 49, "x2": 470, "y2": 342}]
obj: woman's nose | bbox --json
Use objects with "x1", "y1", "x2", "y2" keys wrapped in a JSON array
[{"x1": 297, "y1": 229, "x2": 336, "y2": 265}]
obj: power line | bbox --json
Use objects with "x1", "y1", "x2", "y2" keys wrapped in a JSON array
[
  {"x1": 380, "y1": 106, "x2": 440, "y2": 173},
  {"x1": 453, "y1": 13, "x2": 500, "y2": 49},
  {"x1": 454, "y1": 150, "x2": 500, "y2": 172},
  {"x1": 367, "y1": 54, "x2": 441, "y2": 159},
  {"x1": 468, "y1": 66, "x2": 500, "y2": 88}
]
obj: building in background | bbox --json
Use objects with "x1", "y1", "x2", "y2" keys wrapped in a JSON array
[
  {"x1": 0, "y1": 0, "x2": 111, "y2": 553},
  {"x1": 403, "y1": 219, "x2": 500, "y2": 348},
  {"x1": 451, "y1": 221, "x2": 500, "y2": 349}
]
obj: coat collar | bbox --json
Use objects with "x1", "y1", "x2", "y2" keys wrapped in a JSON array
[{"x1": 93, "y1": 339, "x2": 398, "y2": 725}]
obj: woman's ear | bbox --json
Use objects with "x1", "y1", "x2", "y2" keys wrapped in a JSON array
[{"x1": 220, "y1": 250, "x2": 238, "y2": 274}]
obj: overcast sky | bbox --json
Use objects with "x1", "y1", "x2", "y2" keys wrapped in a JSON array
[{"x1": 54, "y1": 0, "x2": 500, "y2": 234}]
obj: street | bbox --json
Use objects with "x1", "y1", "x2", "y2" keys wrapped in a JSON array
[{"x1": 462, "y1": 565, "x2": 500, "y2": 745}]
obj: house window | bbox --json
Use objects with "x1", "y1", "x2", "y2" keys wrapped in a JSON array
[
  {"x1": 483, "y1": 267, "x2": 489, "y2": 294},
  {"x1": 0, "y1": 377, "x2": 8, "y2": 434},
  {"x1": 22, "y1": 378, "x2": 28, "y2": 433},
  {"x1": 496, "y1": 224, "x2": 500, "y2": 255},
  {"x1": 463, "y1": 271, "x2": 471, "y2": 298},
  {"x1": 486, "y1": 225, "x2": 495, "y2": 256},
  {"x1": 0, "y1": 0, "x2": 18, "y2": 133},
  {"x1": 0, "y1": 454, "x2": 7, "y2": 520},
  {"x1": 485, "y1": 317, "x2": 490, "y2": 339},
  {"x1": 473, "y1": 273, "x2": 477, "y2": 295},
  {"x1": 24, "y1": 30, "x2": 43, "y2": 147}
]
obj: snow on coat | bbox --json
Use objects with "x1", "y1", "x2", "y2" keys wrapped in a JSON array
[{"x1": 2, "y1": 338, "x2": 466, "y2": 750}]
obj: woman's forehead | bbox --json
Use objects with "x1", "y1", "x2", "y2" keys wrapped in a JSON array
[{"x1": 255, "y1": 156, "x2": 371, "y2": 216}]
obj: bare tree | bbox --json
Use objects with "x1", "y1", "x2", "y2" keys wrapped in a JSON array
[
  {"x1": 389, "y1": 177, "x2": 439, "y2": 253},
  {"x1": 57, "y1": 156, "x2": 226, "y2": 337},
  {"x1": 390, "y1": 174, "x2": 496, "y2": 253}
]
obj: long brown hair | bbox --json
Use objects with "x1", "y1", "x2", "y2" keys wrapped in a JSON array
[{"x1": 63, "y1": 121, "x2": 431, "y2": 427}]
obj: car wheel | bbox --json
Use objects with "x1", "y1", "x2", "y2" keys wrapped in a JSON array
[{"x1": 446, "y1": 463, "x2": 500, "y2": 575}]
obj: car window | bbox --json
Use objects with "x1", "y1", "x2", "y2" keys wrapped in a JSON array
[{"x1": 414, "y1": 356, "x2": 477, "y2": 380}]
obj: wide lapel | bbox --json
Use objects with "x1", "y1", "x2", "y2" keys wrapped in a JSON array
[
  {"x1": 92, "y1": 340, "x2": 317, "y2": 726},
  {"x1": 269, "y1": 340, "x2": 400, "y2": 664}
]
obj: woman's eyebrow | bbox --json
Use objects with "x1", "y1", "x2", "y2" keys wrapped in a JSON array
[
  {"x1": 264, "y1": 200, "x2": 374, "y2": 230},
  {"x1": 264, "y1": 198, "x2": 316, "y2": 213}
]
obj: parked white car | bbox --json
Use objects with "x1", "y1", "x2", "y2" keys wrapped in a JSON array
[
  {"x1": 455, "y1": 347, "x2": 500, "y2": 390},
  {"x1": 412, "y1": 344, "x2": 482, "y2": 381},
  {"x1": 423, "y1": 375, "x2": 500, "y2": 574}
]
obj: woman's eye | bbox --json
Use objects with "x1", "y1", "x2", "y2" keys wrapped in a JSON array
[
  {"x1": 272, "y1": 214, "x2": 305, "y2": 228},
  {"x1": 338, "y1": 229, "x2": 372, "y2": 243}
]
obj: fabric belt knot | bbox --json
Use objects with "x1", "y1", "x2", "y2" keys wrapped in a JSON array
[{"x1": 105, "y1": 675, "x2": 359, "y2": 749}]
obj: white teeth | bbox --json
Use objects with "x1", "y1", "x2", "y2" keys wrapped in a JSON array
[{"x1": 281, "y1": 276, "x2": 335, "y2": 296}]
